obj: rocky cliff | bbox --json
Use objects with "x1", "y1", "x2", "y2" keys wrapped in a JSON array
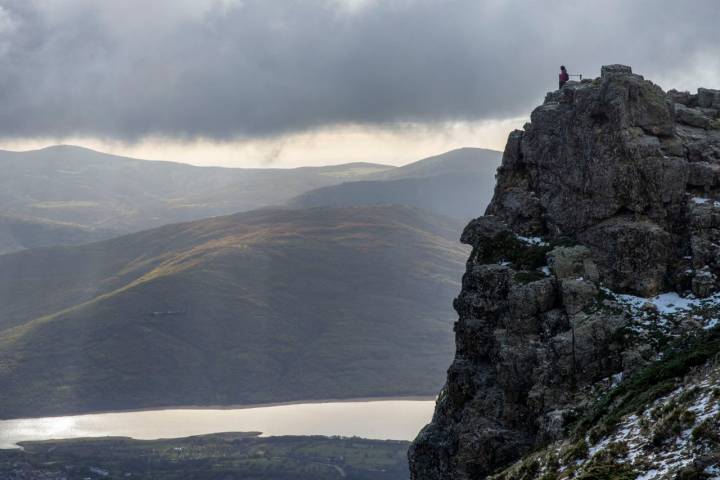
[{"x1": 409, "y1": 65, "x2": 720, "y2": 479}]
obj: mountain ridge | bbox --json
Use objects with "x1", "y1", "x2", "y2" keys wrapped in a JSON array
[
  {"x1": 289, "y1": 148, "x2": 502, "y2": 220},
  {"x1": 2, "y1": 144, "x2": 394, "y2": 172},
  {"x1": 0, "y1": 146, "x2": 499, "y2": 254}
]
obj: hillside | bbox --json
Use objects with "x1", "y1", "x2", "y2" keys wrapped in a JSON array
[
  {"x1": 0, "y1": 205, "x2": 467, "y2": 418},
  {"x1": 290, "y1": 173, "x2": 497, "y2": 221},
  {"x1": 290, "y1": 149, "x2": 501, "y2": 221},
  {"x1": 0, "y1": 212, "x2": 116, "y2": 255},
  {"x1": 410, "y1": 66, "x2": 720, "y2": 479},
  {"x1": 0, "y1": 145, "x2": 393, "y2": 248},
  {"x1": 359, "y1": 148, "x2": 500, "y2": 181}
]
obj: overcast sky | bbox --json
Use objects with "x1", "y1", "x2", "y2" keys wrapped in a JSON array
[{"x1": 0, "y1": 0, "x2": 718, "y2": 167}]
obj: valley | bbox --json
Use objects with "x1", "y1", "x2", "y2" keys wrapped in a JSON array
[{"x1": 0, "y1": 205, "x2": 467, "y2": 418}]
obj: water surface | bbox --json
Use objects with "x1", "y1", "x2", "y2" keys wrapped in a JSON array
[{"x1": 0, "y1": 398, "x2": 435, "y2": 449}]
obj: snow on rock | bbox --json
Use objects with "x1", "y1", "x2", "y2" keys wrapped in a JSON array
[
  {"x1": 575, "y1": 363, "x2": 720, "y2": 479},
  {"x1": 692, "y1": 197, "x2": 720, "y2": 208},
  {"x1": 614, "y1": 291, "x2": 706, "y2": 314},
  {"x1": 515, "y1": 235, "x2": 549, "y2": 247},
  {"x1": 602, "y1": 287, "x2": 720, "y2": 336}
]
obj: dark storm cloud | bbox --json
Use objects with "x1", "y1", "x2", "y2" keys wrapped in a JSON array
[{"x1": 0, "y1": 0, "x2": 718, "y2": 141}]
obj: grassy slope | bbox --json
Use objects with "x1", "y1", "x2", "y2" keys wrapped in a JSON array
[
  {"x1": 0, "y1": 433, "x2": 410, "y2": 480},
  {"x1": 490, "y1": 300, "x2": 720, "y2": 480},
  {"x1": 0, "y1": 205, "x2": 467, "y2": 418},
  {"x1": 0, "y1": 212, "x2": 117, "y2": 255}
]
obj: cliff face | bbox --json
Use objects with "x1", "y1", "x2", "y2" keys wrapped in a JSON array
[{"x1": 409, "y1": 65, "x2": 720, "y2": 479}]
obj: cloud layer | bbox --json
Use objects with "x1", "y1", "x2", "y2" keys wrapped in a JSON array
[{"x1": 0, "y1": 0, "x2": 718, "y2": 141}]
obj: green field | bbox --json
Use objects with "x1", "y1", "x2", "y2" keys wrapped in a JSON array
[{"x1": 0, "y1": 433, "x2": 410, "y2": 480}]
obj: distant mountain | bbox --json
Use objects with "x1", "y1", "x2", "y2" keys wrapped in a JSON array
[
  {"x1": 0, "y1": 146, "x2": 501, "y2": 254},
  {"x1": 0, "y1": 205, "x2": 467, "y2": 418},
  {"x1": 0, "y1": 145, "x2": 393, "y2": 252},
  {"x1": 359, "y1": 147, "x2": 501, "y2": 181},
  {"x1": 289, "y1": 148, "x2": 501, "y2": 220}
]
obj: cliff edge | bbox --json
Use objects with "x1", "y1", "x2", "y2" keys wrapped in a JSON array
[{"x1": 409, "y1": 65, "x2": 720, "y2": 479}]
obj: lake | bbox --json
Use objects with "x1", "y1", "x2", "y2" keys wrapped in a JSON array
[{"x1": 0, "y1": 398, "x2": 436, "y2": 449}]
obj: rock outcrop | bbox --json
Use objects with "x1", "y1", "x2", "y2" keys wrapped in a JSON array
[{"x1": 409, "y1": 66, "x2": 720, "y2": 479}]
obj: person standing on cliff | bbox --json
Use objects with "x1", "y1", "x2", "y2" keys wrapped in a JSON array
[{"x1": 559, "y1": 65, "x2": 569, "y2": 89}]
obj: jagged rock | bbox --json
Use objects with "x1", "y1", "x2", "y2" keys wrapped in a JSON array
[
  {"x1": 698, "y1": 88, "x2": 720, "y2": 109},
  {"x1": 559, "y1": 279, "x2": 598, "y2": 314},
  {"x1": 487, "y1": 64, "x2": 683, "y2": 254},
  {"x1": 508, "y1": 277, "x2": 557, "y2": 321},
  {"x1": 538, "y1": 308, "x2": 570, "y2": 339},
  {"x1": 687, "y1": 162, "x2": 720, "y2": 189},
  {"x1": 667, "y1": 89, "x2": 696, "y2": 106},
  {"x1": 570, "y1": 310, "x2": 627, "y2": 378},
  {"x1": 675, "y1": 103, "x2": 712, "y2": 129},
  {"x1": 601, "y1": 64, "x2": 633, "y2": 76},
  {"x1": 678, "y1": 122, "x2": 720, "y2": 164},
  {"x1": 460, "y1": 215, "x2": 510, "y2": 246},
  {"x1": 409, "y1": 65, "x2": 720, "y2": 480},
  {"x1": 546, "y1": 245, "x2": 599, "y2": 281},
  {"x1": 689, "y1": 201, "x2": 720, "y2": 285},
  {"x1": 579, "y1": 217, "x2": 671, "y2": 297},
  {"x1": 692, "y1": 268, "x2": 718, "y2": 297}
]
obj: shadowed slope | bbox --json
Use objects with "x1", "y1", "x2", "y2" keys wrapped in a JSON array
[
  {"x1": 0, "y1": 205, "x2": 467, "y2": 418},
  {"x1": 290, "y1": 148, "x2": 501, "y2": 221}
]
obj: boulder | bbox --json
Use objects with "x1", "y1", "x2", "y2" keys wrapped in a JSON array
[
  {"x1": 675, "y1": 103, "x2": 712, "y2": 129},
  {"x1": 667, "y1": 89, "x2": 695, "y2": 106},
  {"x1": 547, "y1": 245, "x2": 599, "y2": 281},
  {"x1": 508, "y1": 277, "x2": 557, "y2": 321},
  {"x1": 601, "y1": 64, "x2": 633, "y2": 77},
  {"x1": 579, "y1": 217, "x2": 671, "y2": 296},
  {"x1": 460, "y1": 215, "x2": 509, "y2": 246},
  {"x1": 687, "y1": 162, "x2": 720, "y2": 189},
  {"x1": 560, "y1": 279, "x2": 598, "y2": 315},
  {"x1": 698, "y1": 88, "x2": 720, "y2": 109}
]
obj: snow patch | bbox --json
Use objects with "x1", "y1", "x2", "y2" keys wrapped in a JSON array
[
  {"x1": 515, "y1": 235, "x2": 549, "y2": 247},
  {"x1": 692, "y1": 197, "x2": 720, "y2": 208},
  {"x1": 614, "y1": 291, "x2": 702, "y2": 314},
  {"x1": 604, "y1": 287, "x2": 720, "y2": 332}
]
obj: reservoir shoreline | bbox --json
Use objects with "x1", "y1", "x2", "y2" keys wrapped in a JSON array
[
  {"x1": 0, "y1": 397, "x2": 437, "y2": 449},
  {"x1": 1, "y1": 395, "x2": 436, "y2": 422}
]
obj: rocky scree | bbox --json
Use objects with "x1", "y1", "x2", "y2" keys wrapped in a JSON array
[{"x1": 409, "y1": 65, "x2": 720, "y2": 479}]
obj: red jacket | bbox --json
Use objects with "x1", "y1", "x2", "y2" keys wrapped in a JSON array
[{"x1": 559, "y1": 71, "x2": 569, "y2": 83}]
